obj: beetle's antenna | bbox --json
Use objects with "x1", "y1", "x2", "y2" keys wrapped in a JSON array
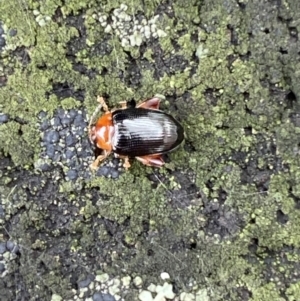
[
  {"x1": 152, "y1": 241, "x2": 187, "y2": 268},
  {"x1": 88, "y1": 96, "x2": 108, "y2": 129},
  {"x1": 88, "y1": 106, "x2": 101, "y2": 129},
  {"x1": 152, "y1": 172, "x2": 173, "y2": 197}
]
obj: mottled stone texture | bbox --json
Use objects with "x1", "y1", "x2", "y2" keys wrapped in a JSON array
[{"x1": 0, "y1": 0, "x2": 300, "y2": 300}]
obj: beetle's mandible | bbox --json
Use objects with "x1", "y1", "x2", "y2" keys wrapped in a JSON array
[{"x1": 88, "y1": 96, "x2": 184, "y2": 170}]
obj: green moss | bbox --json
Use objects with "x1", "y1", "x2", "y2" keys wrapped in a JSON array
[
  {"x1": 0, "y1": 121, "x2": 40, "y2": 167},
  {"x1": 286, "y1": 281, "x2": 300, "y2": 301},
  {"x1": 250, "y1": 283, "x2": 283, "y2": 301},
  {"x1": 1, "y1": 0, "x2": 300, "y2": 299},
  {"x1": 0, "y1": 2, "x2": 37, "y2": 48}
]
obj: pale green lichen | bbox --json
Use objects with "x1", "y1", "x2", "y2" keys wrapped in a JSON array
[{"x1": 0, "y1": 0, "x2": 300, "y2": 300}]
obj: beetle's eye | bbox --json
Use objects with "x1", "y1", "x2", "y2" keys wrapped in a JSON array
[{"x1": 128, "y1": 99, "x2": 136, "y2": 108}]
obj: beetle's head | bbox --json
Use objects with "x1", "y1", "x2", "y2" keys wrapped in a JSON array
[{"x1": 89, "y1": 114, "x2": 114, "y2": 151}]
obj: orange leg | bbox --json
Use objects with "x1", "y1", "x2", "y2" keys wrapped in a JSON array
[
  {"x1": 89, "y1": 96, "x2": 109, "y2": 130},
  {"x1": 109, "y1": 100, "x2": 129, "y2": 113},
  {"x1": 114, "y1": 153, "x2": 131, "y2": 170},
  {"x1": 90, "y1": 150, "x2": 111, "y2": 170},
  {"x1": 97, "y1": 96, "x2": 109, "y2": 112},
  {"x1": 135, "y1": 154, "x2": 165, "y2": 167},
  {"x1": 123, "y1": 157, "x2": 131, "y2": 170},
  {"x1": 136, "y1": 96, "x2": 162, "y2": 110},
  {"x1": 118, "y1": 101, "x2": 127, "y2": 109}
]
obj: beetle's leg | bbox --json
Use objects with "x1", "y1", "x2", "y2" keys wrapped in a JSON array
[
  {"x1": 89, "y1": 96, "x2": 110, "y2": 132},
  {"x1": 135, "y1": 154, "x2": 165, "y2": 167},
  {"x1": 97, "y1": 96, "x2": 109, "y2": 112},
  {"x1": 114, "y1": 154, "x2": 131, "y2": 170},
  {"x1": 123, "y1": 157, "x2": 131, "y2": 170},
  {"x1": 118, "y1": 101, "x2": 127, "y2": 109},
  {"x1": 136, "y1": 97, "x2": 161, "y2": 110},
  {"x1": 109, "y1": 101, "x2": 128, "y2": 113},
  {"x1": 90, "y1": 150, "x2": 111, "y2": 170}
]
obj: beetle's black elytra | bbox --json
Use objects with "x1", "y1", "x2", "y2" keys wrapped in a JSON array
[{"x1": 111, "y1": 108, "x2": 184, "y2": 157}]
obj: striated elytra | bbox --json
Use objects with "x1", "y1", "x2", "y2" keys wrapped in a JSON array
[{"x1": 89, "y1": 96, "x2": 184, "y2": 170}]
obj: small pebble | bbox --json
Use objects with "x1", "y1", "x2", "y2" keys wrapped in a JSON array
[
  {"x1": 57, "y1": 108, "x2": 65, "y2": 116},
  {"x1": 120, "y1": 3, "x2": 128, "y2": 11},
  {"x1": 51, "y1": 294, "x2": 62, "y2": 301},
  {"x1": 6, "y1": 241, "x2": 18, "y2": 253},
  {"x1": 150, "y1": 24, "x2": 156, "y2": 33},
  {"x1": 78, "y1": 277, "x2": 92, "y2": 288},
  {"x1": 51, "y1": 116, "x2": 62, "y2": 127},
  {"x1": 65, "y1": 133, "x2": 76, "y2": 147},
  {"x1": 39, "y1": 162, "x2": 52, "y2": 172},
  {"x1": 95, "y1": 273, "x2": 109, "y2": 283},
  {"x1": 60, "y1": 116, "x2": 73, "y2": 126},
  {"x1": 68, "y1": 109, "x2": 77, "y2": 119},
  {"x1": 38, "y1": 111, "x2": 47, "y2": 119},
  {"x1": 0, "y1": 242, "x2": 7, "y2": 254},
  {"x1": 160, "y1": 272, "x2": 170, "y2": 280},
  {"x1": 112, "y1": 158, "x2": 119, "y2": 165},
  {"x1": 139, "y1": 291, "x2": 153, "y2": 301},
  {"x1": 121, "y1": 38, "x2": 129, "y2": 47},
  {"x1": 155, "y1": 283, "x2": 175, "y2": 299},
  {"x1": 96, "y1": 166, "x2": 109, "y2": 177},
  {"x1": 105, "y1": 25, "x2": 112, "y2": 33},
  {"x1": 0, "y1": 262, "x2": 5, "y2": 273},
  {"x1": 73, "y1": 114, "x2": 84, "y2": 126},
  {"x1": 40, "y1": 120, "x2": 50, "y2": 131},
  {"x1": 8, "y1": 29, "x2": 17, "y2": 36},
  {"x1": 46, "y1": 145, "x2": 55, "y2": 157},
  {"x1": 110, "y1": 169, "x2": 119, "y2": 179},
  {"x1": 180, "y1": 292, "x2": 195, "y2": 301},
  {"x1": 129, "y1": 35, "x2": 136, "y2": 47},
  {"x1": 67, "y1": 159, "x2": 77, "y2": 169},
  {"x1": 144, "y1": 26, "x2": 151, "y2": 39},
  {"x1": 92, "y1": 292, "x2": 116, "y2": 301},
  {"x1": 0, "y1": 113, "x2": 8, "y2": 124},
  {"x1": 133, "y1": 276, "x2": 143, "y2": 287},
  {"x1": 44, "y1": 130, "x2": 59, "y2": 143},
  {"x1": 121, "y1": 276, "x2": 131, "y2": 287},
  {"x1": 56, "y1": 144, "x2": 64, "y2": 152},
  {"x1": 0, "y1": 205, "x2": 5, "y2": 218},
  {"x1": 65, "y1": 149, "x2": 76, "y2": 160},
  {"x1": 195, "y1": 289, "x2": 209, "y2": 301},
  {"x1": 157, "y1": 30, "x2": 167, "y2": 38},
  {"x1": 0, "y1": 37, "x2": 6, "y2": 47},
  {"x1": 153, "y1": 295, "x2": 165, "y2": 301},
  {"x1": 59, "y1": 128, "x2": 69, "y2": 136},
  {"x1": 66, "y1": 169, "x2": 78, "y2": 181},
  {"x1": 76, "y1": 126, "x2": 85, "y2": 136},
  {"x1": 108, "y1": 282, "x2": 120, "y2": 295},
  {"x1": 147, "y1": 284, "x2": 157, "y2": 293},
  {"x1": 125, "y1": 15, "x2": 132, "y2": 22}
]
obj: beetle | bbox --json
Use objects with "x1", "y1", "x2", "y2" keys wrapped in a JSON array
[{"x1": 88, "y1": 95, "x2": 184, "y2": 170}]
